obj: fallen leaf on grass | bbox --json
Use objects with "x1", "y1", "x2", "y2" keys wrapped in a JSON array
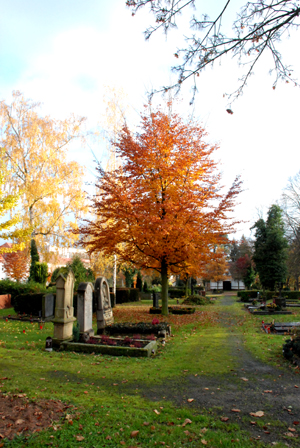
[
  {"x1": 200, "y1": 428, "x2": 207, "y2": 433},
  {"x1": 143, "y1": 422, "x2": 150, "y2": 426},
  {"x1": 184, "y1": 430, "x2": 190, "y2": 435},
  {"x1": 250, "y1": 421, "x2": 257, "y2": 425},
  {"x1": 187, "y1": 399, "x2": 194, "y2": 403},
  {"x1": 285, "y1": 432, "x2": 295, "y2": 437},
  {"x1": 84, "y1": 391, "x2": 88, "y2": 394},
  {"x1": 130, "y1": 430, "x2": 139, "y2": 438},
  {"x1": 15, "y1": 419, "x2": 25, "y2": 425},
  {"x1": 201, "y1": 439, "x2": 207, "y2": 445},
  {"x1": 288, "y1": 428, "x2": 296, "y2": 432},
  {"x1": 241, "y1": 377, "x2": 248, "y2": 382},
  {"x1": 231, "y1": 409, "x2": 241, "y2": 413},
  {"x1": 120, "y1": 442, "x2": 126, "y2": 446},
  {"x1": 221, "y1": 417, "x2": 229, "y2": 422},
  {"x1": 106, "y1": 435, "x2": 112, "y2": 440},
  {"x1": 182, "y1": 418, "x2": 192, "y2": 427},
  {"x1": 76, "y1": 435, "x2": 85, "y2": 441},
  {"x1": 295, "y1": 385, "x2": 299, "y2": 388},
  {"x1": 153, "y1": 409, "x2": 160, "y2": 415},
  {"x1": 250, "y1": 411, "x2": 264, "y2": 417},
  {"x1": 293, "y1": 421, "x2": 300, "y2": 425},
  {"x1": 264, "y1": 390, "x2": 273, "y2": 393}
]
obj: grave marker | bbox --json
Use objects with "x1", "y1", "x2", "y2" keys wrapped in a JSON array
[
  {"x1": 95, "y1": 277, "x2": 114, "y2": 333},
  {"x1": 77, "y1": 282, "x2": 94, "y2": 337},
  {"x1": 42, "y1": 293, "x2": 55, "y2": 319},
  {"x1": 52, "y1": 270, "x2": 76, "y2": 345}
]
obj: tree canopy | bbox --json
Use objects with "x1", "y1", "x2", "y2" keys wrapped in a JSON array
[
  {"x1": 252, "y1": 204, "x2": 288, "y2": 290},
  {"x1": 126, "y1": 0, "x2": 300, "y2": 102},
  {"x1": 76, "y1": 103, "x2": 241, "y2": 313},
  {"x1": 0, "y1": 91, "x2": 88, "y2": 258}
]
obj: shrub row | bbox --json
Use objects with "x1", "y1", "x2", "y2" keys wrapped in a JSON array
[
  {"x1": 0, "y1": 279, "x2": 53, "y2": 305},
  {"x1": 14, "y1": 293, "x2": 46, "y2": 315},
  {"x1": 149, "y1": 306, "x2": 195, "y2": 315},
  {"x1": 104, "y1": 321, "x2": 171, "y2": 335},
  {"x1": 168, "y1": 288, "x2": 186, "y2": 298},
  {"x1": 238, "y1": 290, "x2": 300, "y2": 302},
  {"x1": 182, "y1": 294, "x2": 212, "y2": 306},
  {"x1": 116, "y1": 288, "x2": 139, "y2": 304}
]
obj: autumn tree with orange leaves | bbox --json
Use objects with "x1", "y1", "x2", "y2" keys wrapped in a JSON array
[
  {"x1": 77, "y1": 104, "x2": 242, "y2": 314},
  {"x1": 3, "y1": 247, "x2": 29, "y2": 282}
]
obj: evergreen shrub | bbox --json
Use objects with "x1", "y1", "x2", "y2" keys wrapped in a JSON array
[{"x1": 116, "y1": 288, "x2": 139, "y2": 304}]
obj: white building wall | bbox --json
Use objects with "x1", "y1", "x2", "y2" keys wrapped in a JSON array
[{"x1": 231, "y1": 279, "x2": 245, "y2": 290}]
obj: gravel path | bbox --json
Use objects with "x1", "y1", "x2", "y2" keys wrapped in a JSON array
[{"x1": 137, "y1": 294, "x2": 300, "y2": 445}]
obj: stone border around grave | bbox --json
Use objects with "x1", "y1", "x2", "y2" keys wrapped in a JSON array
[{"x1": 60, "y1": 339, "x2": 157, "y2": 357}]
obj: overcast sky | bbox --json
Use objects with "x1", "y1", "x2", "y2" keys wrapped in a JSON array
[{"x1": 0, "y1": 0, "x2": 299, "y2": 239}]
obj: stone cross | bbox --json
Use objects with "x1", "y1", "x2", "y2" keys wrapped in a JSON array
[
  {"x1": 77, "y1": 282, "x2": 94, "y2": 337},
  {"x1": 95, "y1": 277, "x2": 114, "y2": 333},
  {"x1": 52, "y1": 270, "x2": 76, "y2": 345}
]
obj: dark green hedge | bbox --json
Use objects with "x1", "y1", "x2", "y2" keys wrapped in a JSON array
[
  {"x1": 0, "y1": 279, "x2": 54, "y2": 306},
  {"x1": 14, "y1": 293, "x2": 45, "y2": 315},
  {"x1": 238, "y1": 290, "x2": 300, "y2": 302},
  {"x1": 116, "y1": 288, "x2": 139, "y2": 304},
  {"x1": 105, "y1": 321, "x2": 170, "y2": 335},
  {"x1": 149, "y1": 306, "x2": 195, "y2": 315},
  {"x1": 168, "y1": 288, "x2": 186, "y2": 298},
  {"x1": 182, "y1": 295, "x2": 212, "y2": 306}
]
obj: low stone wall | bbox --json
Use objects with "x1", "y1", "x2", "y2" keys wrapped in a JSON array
[{"x1": 0, "y1": 294, "x2": 11, "y2": 309}]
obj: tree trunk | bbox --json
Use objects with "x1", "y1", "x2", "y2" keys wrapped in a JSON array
[
  {"x1": 185, "y1": 277, "x2": 189, "y2": 297},
  {"x1": 161, "y1": 258, "x2": 169, "y2": 315}
]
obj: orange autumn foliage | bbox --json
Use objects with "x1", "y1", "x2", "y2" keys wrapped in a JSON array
[
  {"x1": 3, "y1": 248, "x2": 29, "y2": 282},
  {"x1": 77, "y1": 104, "x2": 241, "y2": 313}
]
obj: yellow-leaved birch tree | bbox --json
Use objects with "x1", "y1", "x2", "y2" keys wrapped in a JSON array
[{"x1": 0, "y1": 91, "x2": 88, "y2": 259}]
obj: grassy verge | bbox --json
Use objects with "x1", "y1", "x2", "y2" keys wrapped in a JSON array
[{"x1": 0, "y1": 298, "x2": 296, "y2": 448}]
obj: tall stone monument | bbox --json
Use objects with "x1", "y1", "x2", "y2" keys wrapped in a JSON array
[
  {"x1": 95, "y1": 277, "x2": 114, "y2": 333},
  {"x1": 52, "y1": 270, "x2": 76, "y2": 345},
  {"x1": 77, "y1": 282, "x2": 94, "y2": 337}
]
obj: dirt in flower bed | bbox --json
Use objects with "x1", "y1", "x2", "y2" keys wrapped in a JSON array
[{"x1": 0, "y1": 390, "x2": 74, "y2": 440}]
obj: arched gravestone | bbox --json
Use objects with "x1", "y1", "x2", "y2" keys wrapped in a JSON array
[
  {"x1": 52, "y1": 270, "x2": 76, "y2": 345},
  {"x1": 77, "y1": 282, "x2": 94, "y2": 337},
  {"x1": 95, "y1": 277, "x2": 114, "y2": 333}
]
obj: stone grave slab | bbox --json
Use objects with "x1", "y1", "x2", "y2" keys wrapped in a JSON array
[
  {"x1": 42, "y1": 293, "x2": 55, "y2": 319},
  {"x1": 77, "y1": 282, "x2": 94, "y2": 337},
  {"x1": 95, "y1": 277, "x2": 114, "y2": 333},
  {"x1": 52, "y1": 270, "x2": 76, "y2": 345}
]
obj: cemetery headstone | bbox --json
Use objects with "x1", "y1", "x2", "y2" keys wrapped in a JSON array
[
  {"x1": 77, "y1": 282, "x2": 94, "y2": 337},
  {"x1": 42, "y1": 293, "x2": 55, "y2": 319},
  {"x1": 52, "y1": 270, "x2": 76, "y2": 345},
  {"x1": 153, "y1": 292, "x2": 159, "y2": 308},
  {"x1": 95, "y1": 277, "x2": 114, "y2": 333}
]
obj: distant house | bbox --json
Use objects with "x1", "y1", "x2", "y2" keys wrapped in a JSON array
[{"x1": 209, "y1": 278, "x2": 245, "y2": 291}]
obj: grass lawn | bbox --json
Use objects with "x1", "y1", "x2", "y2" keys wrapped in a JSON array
[{"x1": 0, "y1": 295, "x2": 299, "y2": 447}]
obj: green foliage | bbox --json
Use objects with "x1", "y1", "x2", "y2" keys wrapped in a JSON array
[
  {"x1": 243, "y1": 264, "x2": 256, "y2": 289},
  {"x1": 27, "y1": 239, "x2": 48, "y2": 284},
  {"x1": 143, "y1": 280, "x2": 149, "y2": 292},
  {"x1": 152, "y1": 276, "x2": 162, "y2": 285},
  {"x1": 182, "y1": 294, "x2": 212, "y2": 305},
  {"x1": 51, "y1": 267, "x2": 61, "y2": 283},
  {"x1": 116, "y1": 288, "x2": 139, "y2": 303},
  {"x1": 105, "y1": 321, "x2": 170, "y2": 335},
  {"x1": 73, "y1": 321, "x2": 80, "y2": 342},
  {"x1": 67, "y1": 255, "x2": 95, "y2": 292},
  {"x1": 32, "y1": 261, "x2": 48, "y2": 284},
  {"x1": 168, "y1": 287, "x2": 185, "y2": 298},
  {"x1": 252, "y1": 204, "x2": 288, "y2": 290},
  {"x1": 13, "y1": 291, "x2": 54, "y2": 315},
  {"x1": 0, "y1": 279, "x2": 53, "y2": 304},
  {"x1": 120, "y1": 265, "x2": 137, "y2": 288},
  {"x1": 136, "y1": 271, "x2": 143, "y2": 290}
]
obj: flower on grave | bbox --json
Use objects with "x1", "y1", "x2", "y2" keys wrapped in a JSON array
[
  {"x1": 23, "y1": 329, "x2": 26, "y2": 333},
  {"x1": 152, "y1": 318, "x2": 160, "y2": 325},
  {"x1": 40, "y1": 325, "x2": 43, "y2": 330}
]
